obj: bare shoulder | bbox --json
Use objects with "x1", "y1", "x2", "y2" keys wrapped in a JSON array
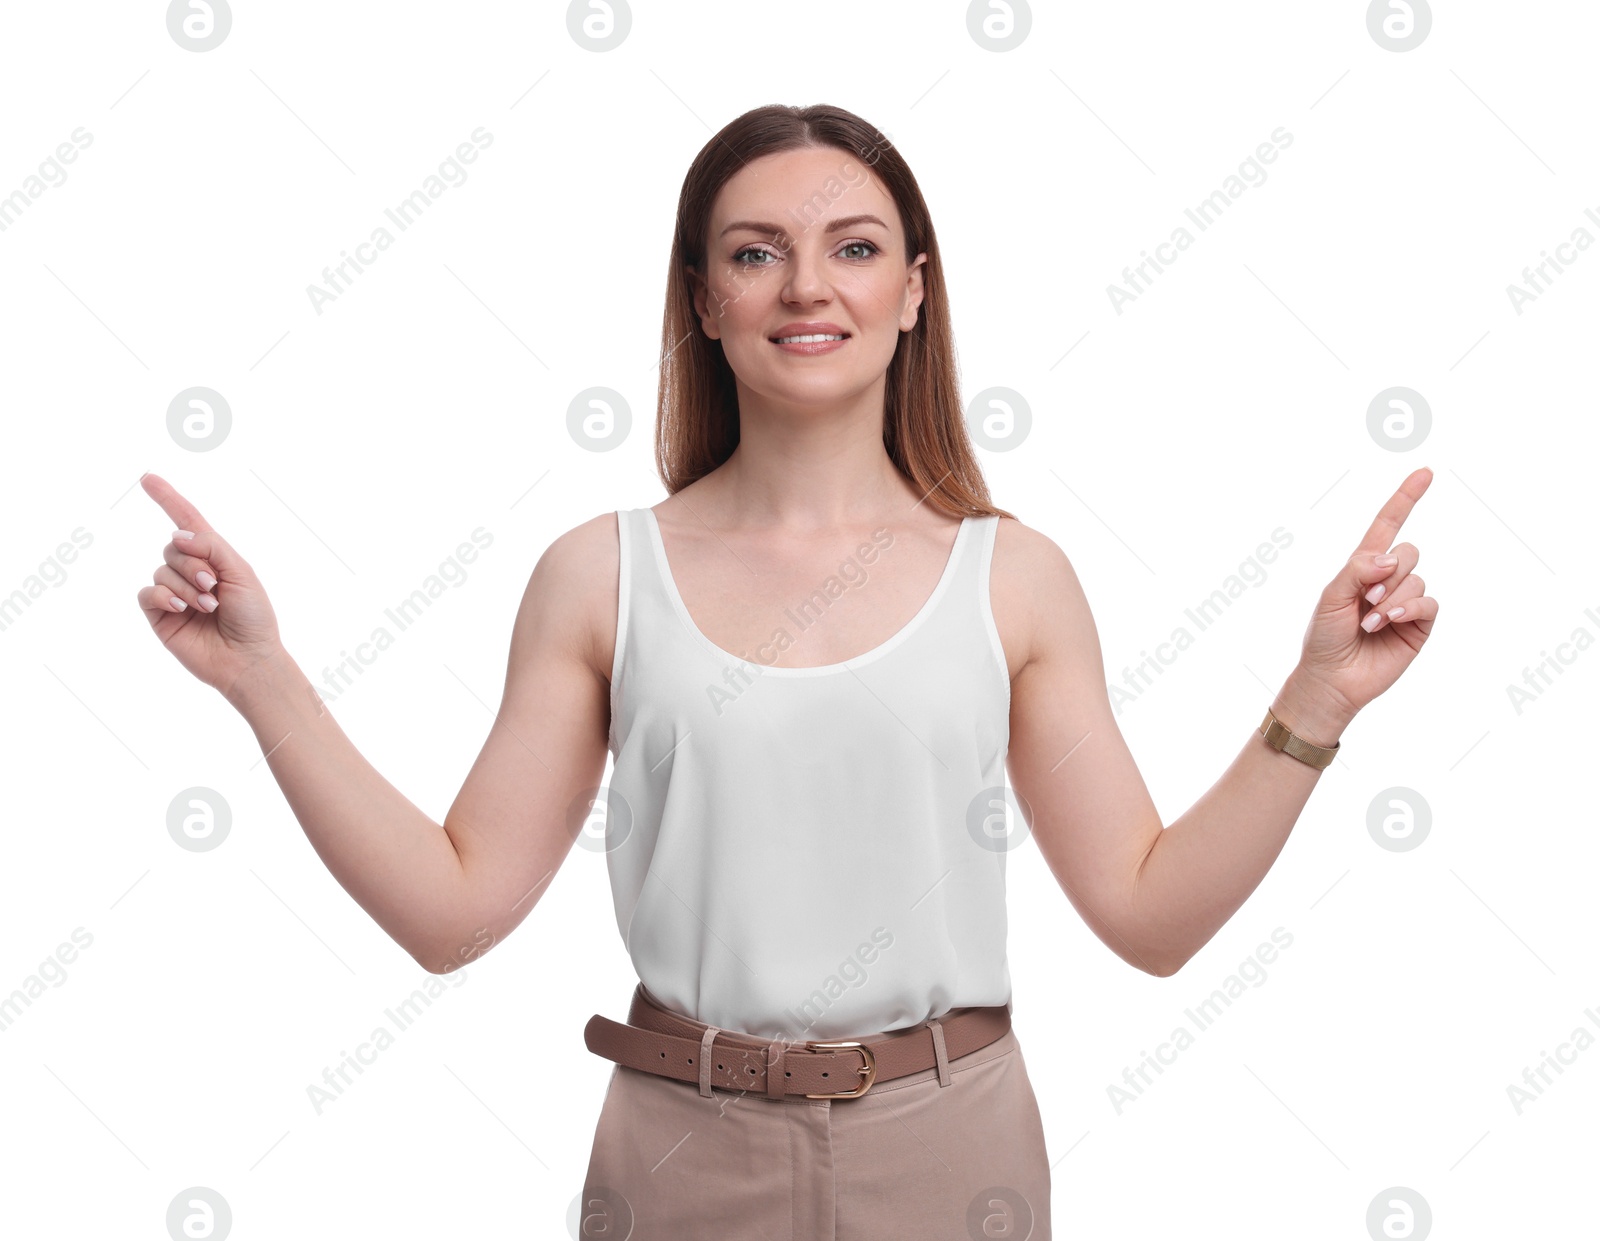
[
  {"x1": 511, "y1": 510, "x2": 621, "y2": 685},
  {"x1": 989, "y1": 513, "x2": 1099, "y2": 681}
]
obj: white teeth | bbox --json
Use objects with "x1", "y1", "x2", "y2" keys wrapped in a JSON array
[{"x1": 774, "y1": 334, "x2": 845, "y2": 343}]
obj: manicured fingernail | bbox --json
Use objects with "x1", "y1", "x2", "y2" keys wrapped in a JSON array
[
  {"x1": 1386, "y1": 606, "x2": 1404, "y2": 620},
  {"x1": 170, "y1": 596, "x2": 187, "y2": 611},
  {"x1": 197, "y1": 594, "x2": 218, "y2": 612},
  {"x1": 1374, "y1": 553, "x2": 1397, "y2": 567},
  {"x1": 196, "y1": 571, "x2": 217, "y2": 591},
  {"x1": 1365, "y1": 582, "x2": 1386, "y2": 603},
  {"x1": 1362, "y1": 610, "x2": 1383, "y2": 632},
  {"x1": 173, "y1": 529, "x2": 195, "y2": 541}
]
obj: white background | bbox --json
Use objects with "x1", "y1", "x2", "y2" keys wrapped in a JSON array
[{"x1": 1, "y1": 1, "x2": 1595, "y2": 1237}]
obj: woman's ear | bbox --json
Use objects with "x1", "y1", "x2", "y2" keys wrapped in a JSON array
[
  {"x1": 900, "y1": 252, "x2": 928, "y2": 332},
  {"x1": 687, "y1": 265, "x2": 721, "y2": 340}
]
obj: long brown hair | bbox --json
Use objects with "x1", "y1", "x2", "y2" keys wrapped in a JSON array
[{"x1": 655, "y1": 103, "x2": 1013, "y2": 521}]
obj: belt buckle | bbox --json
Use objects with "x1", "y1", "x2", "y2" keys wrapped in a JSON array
[{"x1": 802, "y1": 1039, "x2": 878, "y2": 1098}]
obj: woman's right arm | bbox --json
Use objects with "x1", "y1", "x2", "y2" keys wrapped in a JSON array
[{"x1": 138, "y1": 474, "x2": 617, "y2": 974}]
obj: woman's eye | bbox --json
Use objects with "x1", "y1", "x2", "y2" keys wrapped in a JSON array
[
  {"x1": 733, "y1": 247, "x2": 775, "y2": 265},
  {"x1": 839, "y1": 241, "x2": 877, "y2": 260}
]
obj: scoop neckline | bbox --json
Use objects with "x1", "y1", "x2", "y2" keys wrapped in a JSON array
[{"x1": 642, "y1": 507, "x2": 972, "y2": 678}]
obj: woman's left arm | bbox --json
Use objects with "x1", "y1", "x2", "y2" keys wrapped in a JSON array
[{"x1": 1003, "y1": 468, "x2": 1438, "y2": 977}]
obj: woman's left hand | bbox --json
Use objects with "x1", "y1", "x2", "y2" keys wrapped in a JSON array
[{"x1": 1293, "y1": 466, "x2": 1440, "y2": 721}]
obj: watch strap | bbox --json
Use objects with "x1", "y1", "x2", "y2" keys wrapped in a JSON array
[{"x1": 1259, "y1": 707, "x2": 1339, "y2": 770}]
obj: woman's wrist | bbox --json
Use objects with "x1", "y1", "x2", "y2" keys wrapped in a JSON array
[
  {"x1": 1271, "y1": 669, "x2": 1356, "y2": 749},
  {"x1": 221, "y1": 644, "x2": 298, "y2": 715}
]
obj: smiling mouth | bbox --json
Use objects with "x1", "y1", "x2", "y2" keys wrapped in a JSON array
[{"x1": 770, "y1": 332, "x2": 849, "y2": 343}]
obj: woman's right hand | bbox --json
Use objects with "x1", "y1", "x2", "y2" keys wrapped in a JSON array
[{"x1": 137, "y1": 472, "x2": 286, "y2": 701}]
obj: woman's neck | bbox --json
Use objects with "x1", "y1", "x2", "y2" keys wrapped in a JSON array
[{"x1": 694, "y1": 381, "x2": 924, "y2": 530}]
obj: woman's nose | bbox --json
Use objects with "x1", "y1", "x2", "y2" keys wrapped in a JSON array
[{"x1": 782, "y1": 246, "x2": 832, "y2": 304}]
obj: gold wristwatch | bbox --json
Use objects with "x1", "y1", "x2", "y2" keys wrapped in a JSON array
[{"x1": 1259, "y1": 707, "x2": 1340, "y2": 770}]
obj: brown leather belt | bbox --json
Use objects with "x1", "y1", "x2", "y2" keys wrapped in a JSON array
[{"x1": 583, "y1": 983, "x2": 1011, "y2": 1100}]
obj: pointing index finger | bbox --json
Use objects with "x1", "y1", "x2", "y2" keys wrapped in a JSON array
[
  {"x1": 139, "y1": 472, "x2": 212, "y2": 536},
  {"x1": 1355, "y1": 466, "x2": 1433, "y2": 554}
]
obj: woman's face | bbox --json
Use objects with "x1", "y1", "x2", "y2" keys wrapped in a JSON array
[{"x1": 690, "y1": 145, "x2": 926, "y2": 412}]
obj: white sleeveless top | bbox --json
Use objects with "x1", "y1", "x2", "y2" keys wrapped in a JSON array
[{"x1": 604, "y1": 506, "x2": 1013, "y2": 1040}]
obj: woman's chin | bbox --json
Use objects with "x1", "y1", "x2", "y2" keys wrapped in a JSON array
[{"x1": 728, "y1": 354, "x2": 894, "y2": 408}]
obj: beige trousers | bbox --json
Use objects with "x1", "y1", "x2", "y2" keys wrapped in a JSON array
[{"x1": 578, "y1": 1011, "x2": 1051, "y2": 1239}]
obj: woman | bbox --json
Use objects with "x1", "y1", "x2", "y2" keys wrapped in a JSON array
[{"x1": 137, "y1": 103, "x2": 1438, "y2": 1239}]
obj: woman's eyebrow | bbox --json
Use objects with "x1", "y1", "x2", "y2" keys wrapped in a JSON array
[
  {"x1": 718, "y1": 213, "x2": 890, "y2": 238},
  {"x1": 821, "y1": 213, "x2": 888, "y2": 234},
  {"x1": 719, "y1": 220, "x2": 786, "y2": 238}
]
